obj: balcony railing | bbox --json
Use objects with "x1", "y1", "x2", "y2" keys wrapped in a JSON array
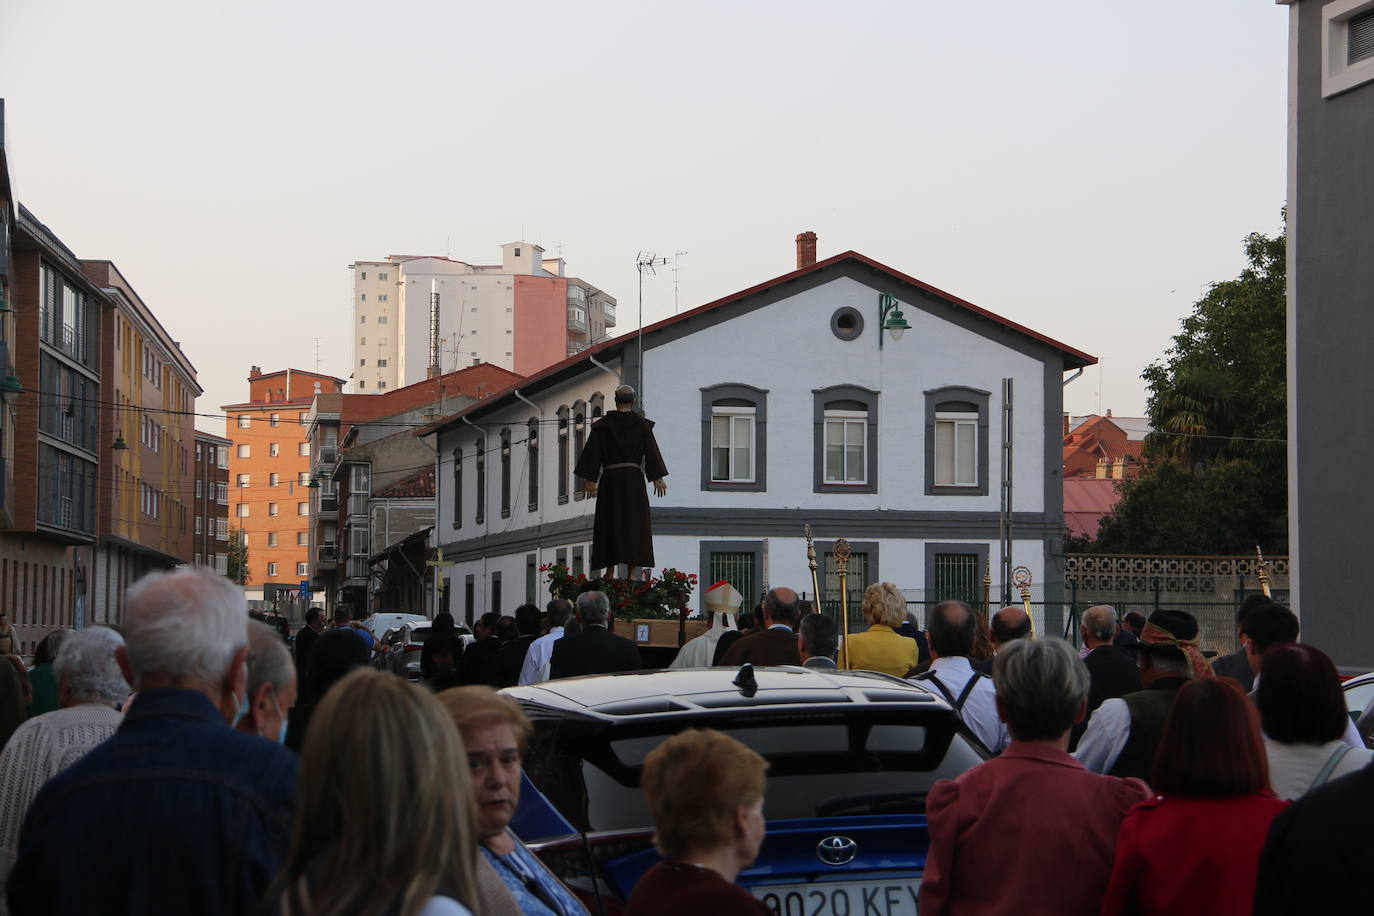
[
  {"x1": 567, "y1": 307, "x2": 587, "y2": 331},
  {"x1": 348, "y1": 493, "x2": 368, "y2": 516},
  {"x1": 318, "y1": 445, "x2": 338, "y2": 465},
  {"x1": 318, "y1": 495, "x2": 338, "y2": 514},
  {"x1": 318, "y1": 545, "x2": 337, "y2": 565},
  {"x1": 602, "y1": 301, "x2": 616, "y2": 324}
]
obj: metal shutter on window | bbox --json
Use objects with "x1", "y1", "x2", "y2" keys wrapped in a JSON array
[{"x1": 1352, "y1": 9, "x2": 1374, "y2": 64}]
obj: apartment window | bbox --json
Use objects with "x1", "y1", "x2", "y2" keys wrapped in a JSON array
[
  {"x1": 297, "y1": 531, "x2": 308, "y2": 546},
  {"x1": 1323, "y1": 1, "x2": 1374, "y2": 97},
  {"x1": 268, "y1": 442, "x2": 280, "y2": 458},
  {"x1": 572, "y1": 401, "x2": 586, "y2": 501},
  {"x1": 298, "y1": 472, "x2": 310, "y2": 486},
  {"x1": 237, "y1": 444, "x2": 250, "y2": 459},
  {"x1": 216, "y1": 482, "x2": 228, "y2": 504},
  {"x1": 475, "y1": 438, "x2": 486, "y2": 525},
  {"x1": 237, "y1": 473, "x2": 250, "y2": 488},
  {"x1": 297, "y1": 562, "x2": 308, "y2": 577},
  {"x1": 924, "y1": 386, "x2": 990, "y2": 496},
  {"x1": 359, "y1": 315, "x2": 367, "y2": 324},
  {"x1": 377, "y1": 316, "x2": 388, "y2": 325},
  {"x1": 361, "y1": 271, "x2": 367, "y2": 280},
  {"x1": 299, "y1": 442, "x2": 310, "y2": 457},
  {"x1": 377, "y1": 359, "x2": 387, "y2": 368},
  {"x1": 452, "y1": 447, "x2": 463, "y2": 529},
  {"x1": 377, "y1": 381, "x2": 386, "y2": 390},
  {"x1": 195, "y1": 443, "x2": 202, "y2": 461},
  {"x1": 217, "y1": 447, "x2": 229, "y2": 469},
  {"x1": 238, "y1": 415, "x2": 250, "y2": 429},
  {"x1": 298, "y1": 502, "x2": 309, "y2": 516},
  {"x1": 195, "y1": 480, "x2": 203, "y2": 498},
  {"x1": 216, "y1": 518, "x2": 229, "y2": 539},
  {"x1": 499, "y1": 428, "x2": 512, "y2": 519},
  {"x1": 195, "y1": 516, "x2": 203, "y2": 535},
  {"x1": 269, "y1": 472, "x2": 280, "y2": 487},
  {"x1": 270, "y1": 414, "x2": 280, "y2": 427},
  {"x1": 237, "y1": 504, "x2": 250, "y2": 518},
  {"x1": 527, "y1": 418, "x2": 539, "y2": 512},
  {"x1": 557, "y1": 406, "x2": 569, "y2": 504},
  {"x1": 378, "y1": 294, "x2": 388, "y2": 302},
  {"x1": 194, "y1": 553, "x2": 202, "y2": 566},
  {"x1": 268, "y1": 531, "x2": 279, "y2": 546},
  {"x1": 360, "y1": 337, "x2": 366, "y2": 346},
  {"x1": 214, "y1": 553, "x2": 228, "y2": 575},
  {"x1": 813, "y1": 385, "x2": 878, "y2": 494},
  {"x1": 360, "y1": 294, "x2": 367, "y2": 301},
  {"x1": 379, "y1": 272, "x2": 389, "y2": 280},
  {"x1": 359, "y1": 359, "x2": 366, "y2": 367},
  {"x1": 701, "y1": 384, "x2": 766, "y2": 491},
  {"x1": 299, "y1": 413, "x2": 308, "y2": 426},
  {"x1": 267, "y1": 562, "x2": 278, "y2": 577},
  {"x1": 269, "y1": 502, "x2": 279, "y2": 516}
]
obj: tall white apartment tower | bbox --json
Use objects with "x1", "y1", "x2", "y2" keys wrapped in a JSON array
[{"x1": 349, "y1": 242, "x2": 616, "y2": 391}]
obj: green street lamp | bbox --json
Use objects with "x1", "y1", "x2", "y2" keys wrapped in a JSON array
[{"x1": 878, "y1": 293, "x2": 910, "y2": 350}]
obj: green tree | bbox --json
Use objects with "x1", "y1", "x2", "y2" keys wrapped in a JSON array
[
  {"x1": 227, "y1": 526, "x2": 251, "y2": 585},
  {"x1": 1089, "y1": 225, "x2": 1288, "y2": 554}
]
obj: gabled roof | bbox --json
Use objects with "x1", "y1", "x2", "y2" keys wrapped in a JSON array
[
  {"x1": 419, "y1": 249, "x2": 1097, "y2": 438},
  {"x1": 373, "y1": 467, "x2": 435, "y2": 499}
]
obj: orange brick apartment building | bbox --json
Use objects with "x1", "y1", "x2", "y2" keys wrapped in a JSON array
[{"x1": 222, "y1": 367, "x2": 344, "y2": 605}]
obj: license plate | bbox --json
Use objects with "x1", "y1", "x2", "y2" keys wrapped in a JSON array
[{"x1": 752, "y1": 879, "x2": 920, "y2": 916}]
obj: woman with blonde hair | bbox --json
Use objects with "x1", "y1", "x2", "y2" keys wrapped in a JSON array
[
  {"x1": 268, "y1": 668, "x2": 477, "y2": 916},
  {"x1": 437, "y1": 685, "x2": 588, "y2": 916},
  {"x1": 843, "y1": 582, "x2": 917, "y2": 677}
]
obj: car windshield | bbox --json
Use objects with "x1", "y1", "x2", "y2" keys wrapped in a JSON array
[
  {"x1": 408, "y1": 626, "x2": 431, "y2": 645},
  {"x1": 525, "y1": 709, "x2": 984, "y2": 833}
]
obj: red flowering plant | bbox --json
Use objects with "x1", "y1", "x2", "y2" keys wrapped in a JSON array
[{"x1": 541, "y1": 564, "x2": 697, "y2": 620}]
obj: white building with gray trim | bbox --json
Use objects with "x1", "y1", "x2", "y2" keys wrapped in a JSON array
[{"x1": 420, "y1": 247, "x2": 1094, "y2": 635}]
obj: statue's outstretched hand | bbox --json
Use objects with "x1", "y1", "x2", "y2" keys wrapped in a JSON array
[{"x1": 653, "y1": 479, "x2": 667, "y2": 497}]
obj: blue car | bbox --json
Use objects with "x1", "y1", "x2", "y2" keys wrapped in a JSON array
[{"x1": 506, "y1": 665, "x2": 989, "y2": 915}]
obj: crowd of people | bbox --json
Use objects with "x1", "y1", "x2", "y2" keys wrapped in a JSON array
[{"x1": 0, "y1": 565, "x2": 1369, "y2": 914}]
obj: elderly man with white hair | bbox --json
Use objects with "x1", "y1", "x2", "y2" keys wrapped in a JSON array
[
  {"x1": 238, "y1": 619, "x2": 297, "y2": 744},
  {"x1": 0, "y1": 626, "x2": 127, "y2": 907},
  {"x1": 7, "y1": 568, "x2": 298, "y2": 916}
]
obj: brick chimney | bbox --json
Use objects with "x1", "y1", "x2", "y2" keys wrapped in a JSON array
[
  {"x1": 249, "y1": 366, "x2": 262, "y2": 378},
  {"x1": 796, "y1": 231, "x2": 817, "y2": 269}
]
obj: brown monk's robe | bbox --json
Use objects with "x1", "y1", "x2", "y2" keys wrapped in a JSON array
[{"x1": 574, "y1": 410, "x2": 668, "y2": 570}]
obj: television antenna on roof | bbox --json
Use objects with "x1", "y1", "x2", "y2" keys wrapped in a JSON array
[{"x1": 636, "y1": 252, "x2": 669, "y2": 407}]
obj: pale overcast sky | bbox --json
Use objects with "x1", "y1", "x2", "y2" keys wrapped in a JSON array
[{"x1": 1, "y1": 0, "x2": 1288, "y2": 424}]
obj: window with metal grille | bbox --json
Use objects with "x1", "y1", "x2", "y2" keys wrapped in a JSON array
[
  {"x1": 933, "y1": 553, "x2": 981, "y2": 606},
  {"x1": 527, "y1": 418, "x2": 539, "y2": 512},
  {"x1": 823, "y1": 550, "x2": 871, "y2": 626},
  {"x1": 1351, "y1": 8, "x2": 1374, "y2": 63},
  {"x1": 500, "y1": 428, "x2": 512, "y2": 519},
  {"x1": 709, "y1": 552, "x2": 757, "y2": 609}
]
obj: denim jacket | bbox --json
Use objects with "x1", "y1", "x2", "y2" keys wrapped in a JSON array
[{"x1": 7, "y1": 687, "x2": 298, "y2": 916}]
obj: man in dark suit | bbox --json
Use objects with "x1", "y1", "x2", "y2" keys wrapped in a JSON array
[
  {"x1": 1070, "y1": 605, "x2": 1141, "y2": 749},
  {"x1": 487, "y1": 604, "x2": 542, "y2": 688},
  {"x1": 549, "y1": 591, "x2": 641, "y2": 679},
  {"x1": 458, "y1": 612, "x2": 501, "y2": 685},
  {"x1": 720, "y1": 588, "x2": 802, "y2": 667},
  {"x1": 1255, "y1": 759, "x2": 1374, "y2": 914},
  {"x1": 293, "y1": 607, "x2": 324, "y2": 676}
]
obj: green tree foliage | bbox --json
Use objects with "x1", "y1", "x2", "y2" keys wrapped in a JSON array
[
  {"x1": 1091, "y1": 227, "x2": 1288, "y2": 554},
  {"x1": 227, "y1": 526, "x2": 251, "y2": 585}
]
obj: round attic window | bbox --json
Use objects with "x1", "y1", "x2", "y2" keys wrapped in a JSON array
[{"x1": 831, "y1": 307, "x2": 865, "y2": 341}]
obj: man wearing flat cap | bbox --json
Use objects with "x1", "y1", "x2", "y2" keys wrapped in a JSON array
[
  {"x1": 576, "y1": 384, "x2": 668, "y2": 579},
  {"x1": 1074, "y1": 609, "x2": 1212, "y2": 780},
  {"x1": 668, "y1": 580, "x2": 741, "y2": 668}
]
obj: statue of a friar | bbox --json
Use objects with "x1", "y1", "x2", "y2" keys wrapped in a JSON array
[{"x1": 575, "y1": 384, "x2": 668, "y2": 580}]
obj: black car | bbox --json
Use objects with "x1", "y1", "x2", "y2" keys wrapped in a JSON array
[{"x1": 506, "y1": 666, "x2": 988, "y2": 915}]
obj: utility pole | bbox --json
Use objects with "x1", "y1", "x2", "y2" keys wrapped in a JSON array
[{"x1": 672, "y1": 251, "x2": 688, "y2": 315}]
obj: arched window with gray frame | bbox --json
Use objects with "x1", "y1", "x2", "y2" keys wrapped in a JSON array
[
  {"x1": 813, "y1": 385, "x2": 878, "y2": 494},
  {"x1": 924, "y1": 385, "x2": 990, "y2": 495},
  {"x1": 700, "y1": 383, "x2": 767, "y2": 492}
]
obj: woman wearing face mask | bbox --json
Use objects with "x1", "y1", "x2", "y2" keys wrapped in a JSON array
[{"x1": 238, "y1": 619, "x2": 297, "y2": 744}]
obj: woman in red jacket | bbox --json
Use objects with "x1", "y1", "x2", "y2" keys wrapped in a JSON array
[{"x1": 1100, "y1": 677, "x2": 1288, "y2": 916}]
